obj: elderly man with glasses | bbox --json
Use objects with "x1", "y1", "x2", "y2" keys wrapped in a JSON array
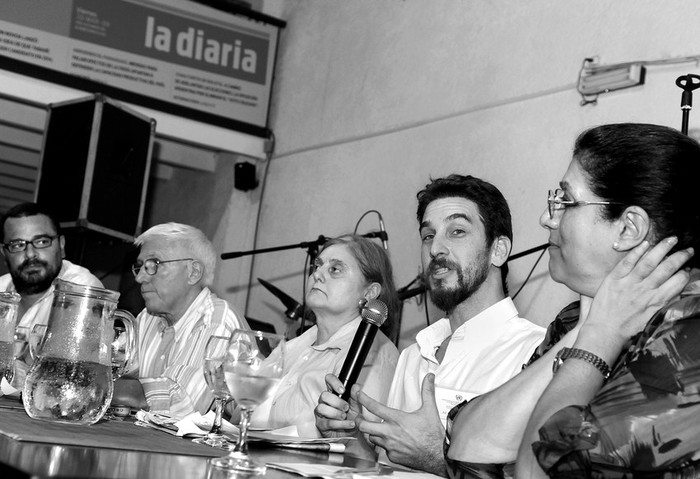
[
  {"x1": 0, "y1": 202, "x2": 103, "y2": 391},
  {"x1": 113, "y1": 222, "x2": 248, "y2": 419}
]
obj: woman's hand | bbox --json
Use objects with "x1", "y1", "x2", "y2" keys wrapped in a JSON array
[
  {"x1": 314, "y1": 374, "x2": 360, "y2": 439},
  {"x1": 582, "y1": 237, "x2": 693, "y2": 349}
]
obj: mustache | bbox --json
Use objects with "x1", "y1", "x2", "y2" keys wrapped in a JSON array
[
  {"x1": 18, "y1": 258, "x2": 48, "y2": 271},
  {"x1": 426, "y1": 257, "x2": 460, "y2": 275}
]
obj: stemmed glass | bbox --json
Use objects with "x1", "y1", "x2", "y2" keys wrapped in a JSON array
[
  {"x1": 210, "y1": 329, "x2": 285, "y2": 474},
  {"x1": 193, "y1": 334, "x2": 234, "y2": 449}
]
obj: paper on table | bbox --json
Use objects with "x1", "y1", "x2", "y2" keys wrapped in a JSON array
[
  {"x1": 135, "y1": 411, "x2": 350, "y2": 452},
  {"x1": 268, "y1": 463, "x2": 445, "y2": 479},
  {"x1": 267, "y1": 462, "x2": 393, "y2": 478},
  {"x1": 0, "y1": 377, "x2": 19, "y2": 397}
]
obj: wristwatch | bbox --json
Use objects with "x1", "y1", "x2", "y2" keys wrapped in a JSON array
[{"x1": 552, "y1": 347, "x2": 611, "y2": 379}]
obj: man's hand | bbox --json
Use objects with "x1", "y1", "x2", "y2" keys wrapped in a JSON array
[
  {"x1": 356, "y1": 373, "x2": 447, "y2": 476},
  {"x1": 112, "y1": 377, "x2": 148, "y2": 410}
]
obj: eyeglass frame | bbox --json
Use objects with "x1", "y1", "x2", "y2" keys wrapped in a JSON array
[
  {"x1": 547, "y1": 189, "x2": 623, "y2": 219},
  {"x1": 1, "y1": 235, "x2": 60, "y2": 254},
  {"x1": 131, "y1": 258, "x2": 194, "y2": 277}
]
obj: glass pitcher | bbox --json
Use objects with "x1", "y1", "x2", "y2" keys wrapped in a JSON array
[
  {"x1": 0, "y1": 292, "x2": 21, "y2": 382},
  {"x1": 23, "y1": 279, "x2": 120, "y2": 425}
]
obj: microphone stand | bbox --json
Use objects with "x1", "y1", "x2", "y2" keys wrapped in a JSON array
[
  {"x1": 221, "y1": 232, "x2": 388, "y2": 335},
  {"x1": 220, "y1": 232, "x2": 388, "y2": 261},
  {"x1": 221, "y1": 235, "x2": 329, "y2": 261},
  {"x1": 676, "y1": 74, "x2": 700, "y2": 135}
]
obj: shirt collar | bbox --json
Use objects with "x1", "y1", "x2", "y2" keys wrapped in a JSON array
[
  {"x1": 416, "y1": 297, "x2": 520, "y2": 361},
  {"x1": 311, "y1": 316, "x2": 362, "y2": 352},
  {"x1": 171, "y1": 287, "x2": 210, "y2": 337}
]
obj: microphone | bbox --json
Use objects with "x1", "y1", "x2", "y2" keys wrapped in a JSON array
[
  {"x1": 377, "y1": 214, "x2": 389, "y2": 251},
  {"x1": 336, "y1": 298, "x2": 388, "y2": 400}
]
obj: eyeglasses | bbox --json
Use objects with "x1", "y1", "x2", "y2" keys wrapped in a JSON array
[
  {"x1": 1, "y1": 235, "x2": 59, "y2": 254},
  {"x1": 131, "y1": 258, "x2": 193, "y2": 277},
  {"x1": 547, "y1": 189, "x2": 622, "y2": 219}
]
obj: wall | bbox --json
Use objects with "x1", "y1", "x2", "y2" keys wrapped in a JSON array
[{"x1": 229, "y1": 0, "x2": 700, "y2": 349}]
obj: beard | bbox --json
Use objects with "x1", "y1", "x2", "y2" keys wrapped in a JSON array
[
  {"x1": 425, "y1": 254, "x2": 490, "y2": 313},
  {"x1": 11, "y1": 258, "x2": 61, "y2": 295}
]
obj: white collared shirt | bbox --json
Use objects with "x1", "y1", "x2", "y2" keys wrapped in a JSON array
[
  {"x1": 252, "y1": 316, "x2": 399, "y2": 437},
  {"x1": 386, "y1": 297, "x2": 545, "y2": 427}
]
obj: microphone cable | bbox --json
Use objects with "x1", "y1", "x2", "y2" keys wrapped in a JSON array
[
  {"x1": 353, "y1": 210, "x2": 387, "y2": 250},
  {"x1": 511, "y1": 247, "x2": 548, "y2": 300}
]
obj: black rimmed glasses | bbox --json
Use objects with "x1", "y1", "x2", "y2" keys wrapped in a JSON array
[
  {"x1": 131, "y1": 258, "x2": 193, "y2": 277},
  {"x1": 1, "y1": 235, "x2": 59, "y2": 254},
  {"x1": 547, "y1": 189, "x2": 622, "y2": 219}
]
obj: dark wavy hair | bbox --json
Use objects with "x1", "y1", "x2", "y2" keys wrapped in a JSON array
[
  {"x1": 314, "y1": 234, "x2": 400, "y2": 343},
  {"x1": 416, "y1": 174, "x2": 513, "y2": 294},
  {"x1": 1, "y1": 202, "x2": 62, "y2": 243},
  {"x1": 574, "y1": 123, "x2": 700, "y2": 268}
]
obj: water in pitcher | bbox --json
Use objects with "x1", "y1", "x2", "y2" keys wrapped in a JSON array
[
  {"x1": 24, "y1": 358, "x2": 112, "y2": 423},
  {"x1": 23, "y1": 280, "x2": 120, "y2": 425},
  {"x1": 0, "y1": 340, "x2": 13, "y2": 381}
]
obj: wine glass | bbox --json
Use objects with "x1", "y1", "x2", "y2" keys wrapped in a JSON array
[
  {"x1": 193, "y1": 334, "x2": 234, "y2": 449},
  {"x1": 210, "y1": 329, "x2": 285, "y2": 474}
]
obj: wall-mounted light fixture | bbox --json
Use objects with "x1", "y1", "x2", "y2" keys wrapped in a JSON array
[{"x1": 577, "y1": 58, "x2": 646, "y2": 105}]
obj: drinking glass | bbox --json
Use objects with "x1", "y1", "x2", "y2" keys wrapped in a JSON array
[
  {"x1": 0, "y1": 293, "x2": 20, "y2": 383},
  {"x1": 28, "y1": 324, "x2": 47, "y2": 360},
  {"x1": 5, "y1": 325, "x2": 29, "y2": 385},
  {"x1": 193, "y1": 334, "x2": 234, "y2": 449},
  {"x1": 210, "y1": 329, "x2": 285, "y2": 474}
]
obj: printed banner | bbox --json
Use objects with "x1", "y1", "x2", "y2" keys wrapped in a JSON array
[{"x1": 0, "y1": 0, "x2": 281, "y2": 135}]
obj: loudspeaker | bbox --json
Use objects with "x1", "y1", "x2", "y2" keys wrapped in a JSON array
[
  {"x1": 234, "y1": 161, "x2": 258, "y2": 191},
  {"x1": 35, "y1": 94, "x2": 156, "y2": 241}
]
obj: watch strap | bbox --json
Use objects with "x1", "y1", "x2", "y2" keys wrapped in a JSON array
[{"x1": 554, "y1": 347, "x2": 611, "y2": 379}]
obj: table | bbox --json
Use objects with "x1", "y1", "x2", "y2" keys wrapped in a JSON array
[{"x1": 0, "y1": 399, "x2": 378, "y2": 479}]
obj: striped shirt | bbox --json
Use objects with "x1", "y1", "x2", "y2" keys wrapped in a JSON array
[{"x1": 131, "y1": 287, "x2": 248, "y2": 419}]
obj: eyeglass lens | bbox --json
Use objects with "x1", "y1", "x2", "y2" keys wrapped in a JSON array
[
  {"x1": 132, "y1": 259, "x2": 158, "y2": 277},
  {"x1": 3, "y1": 236, "x2": 56, "y2": 253}
]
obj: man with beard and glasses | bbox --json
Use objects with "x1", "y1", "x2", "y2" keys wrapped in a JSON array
[
  {"x1": 315, "y1": 175, "x2": 545, "y2": 475},
  {"x1": 0, "y1": 202, "x2": 102, "y2": 391}
]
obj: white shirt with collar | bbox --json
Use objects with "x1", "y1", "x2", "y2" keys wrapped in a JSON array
[
  {"x1": 386, "y1": 297, "x2": 545, "y2": 427},
  {"x1": 252, "y1": 316, "x2": 399, "y2": 437}
]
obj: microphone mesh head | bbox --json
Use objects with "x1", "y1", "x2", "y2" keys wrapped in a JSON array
[{"x1": 361, "y1": 299, "x2": 388, "y2": 326}]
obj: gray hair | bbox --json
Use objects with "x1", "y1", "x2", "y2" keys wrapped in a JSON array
[{"x1": 135, "y1": 222, "x2": 216, "y2": 286}]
